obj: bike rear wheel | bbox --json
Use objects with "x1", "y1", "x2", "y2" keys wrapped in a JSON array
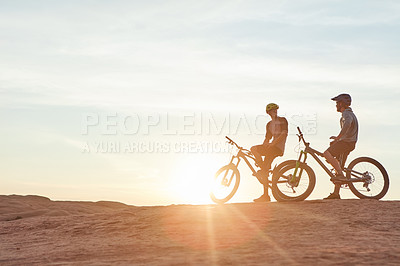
[
  {"x1": 272, "y1": 160, "x2": 316, "y2": 202},
  {"x1": 346, "y1": 157, "x2": 389, "y2": 199},
  {"x1": 210, "y1": 164, "x2": 240, "y2": 204}
]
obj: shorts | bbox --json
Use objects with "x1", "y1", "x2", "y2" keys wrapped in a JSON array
[
  {"x1": 327, "y1": 141, "x2": 356, "y2": 159},
  {"x1": 251, "y1": 144, "x2": 283, "y2": 170}
]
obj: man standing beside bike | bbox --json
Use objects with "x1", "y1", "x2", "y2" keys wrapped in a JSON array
[
  {"x1": 323, "y1": 93, "x2": 358, "y2": 200},
  {"x1": 250, "y1": 103, "x2": 288, "y2": 202}
]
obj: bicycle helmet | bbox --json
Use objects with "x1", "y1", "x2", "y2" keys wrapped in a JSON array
[
  {"x1": 266, "y1": 103, "x2": 279, "y2": 112},
  {"x1": 331, "y1": 93, "x2": 351, "y2": 106}
]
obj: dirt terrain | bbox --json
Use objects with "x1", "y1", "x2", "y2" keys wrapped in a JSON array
[{"x1": 0, "y1": 195, "x2": 399, "y2": 265}]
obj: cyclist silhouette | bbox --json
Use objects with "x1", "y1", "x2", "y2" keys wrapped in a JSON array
[
  {"x1": 251, "y1": 103, "x2": 288, "y2": 202},
  {"x1": 323, "y1": 93, "x2": 359, "y2": 200}
]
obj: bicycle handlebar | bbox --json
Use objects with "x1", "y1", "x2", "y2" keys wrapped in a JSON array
[
  {"x1": 225, "y1": 136, "x2": 234, "y2": 144},
  {"x1": 225, "y1": 136, "x2": 240, "y2": 149},
  {"x1": 296, "y1": 126, "x2": 309, "y2": 146},
  {"x1": 225, "y1": 136, "x2": 250, "y2": 153}
]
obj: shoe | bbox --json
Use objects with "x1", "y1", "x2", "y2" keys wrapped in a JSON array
[
  {"x1": 323, "y1": 193, "x2": 341, "y2": 200},
  {"x1": 253, "y1": 194, "x2": 271, "y2": 202}
]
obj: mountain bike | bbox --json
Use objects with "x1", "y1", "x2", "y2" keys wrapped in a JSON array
[
  {"x1": 209, "y1": 136, "x2": 290, "y2": 204},
  {"x1": 271, "y1": 127, "x2": 390, "y2": 201}
]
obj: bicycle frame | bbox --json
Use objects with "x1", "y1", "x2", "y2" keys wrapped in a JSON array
[
  {"x1": 224, "y1": 136, "x2": 272, "y2": 188},
  {"x1": 294, "y1": 127, "x2": 369, "y2": 183},
  {"x1": 296, "y1": 142, "x2": 336, "y2": 179},
  {"x1": 229, "y1": 150, "x2": 257, "y2": 176}
]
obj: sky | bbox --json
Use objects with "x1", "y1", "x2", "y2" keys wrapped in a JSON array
[{"x1": 1, "y1": 0, "x2": 399, "y2": 205}]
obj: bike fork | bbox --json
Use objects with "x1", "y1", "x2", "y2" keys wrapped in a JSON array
[
  {"x1": 293, "y1": 151, "x2": 307, "y2": 183},
  {"x1": 224, "y1": 156, "x2": 240, "y2": 186},
  {"x1": 229, "y1": 155, "x2": 241, "y2": 167}
]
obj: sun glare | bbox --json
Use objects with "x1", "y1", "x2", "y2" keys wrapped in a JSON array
[{"x1": 171, "y1": 155, "x2": 223, "y2": 204}]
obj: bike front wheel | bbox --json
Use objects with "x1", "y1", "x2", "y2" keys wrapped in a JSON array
[
  {"x1": 272, "y1": 160, "x2": 316, "y2": 202},
  {"x1": 346, "y1": 157, "x2": 389, "y2": 199},
  {"x1": 210, "y1": 164, "x2": 240, "y2": 204}
]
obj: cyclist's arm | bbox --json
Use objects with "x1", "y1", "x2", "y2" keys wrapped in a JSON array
[
  {"x1": 263, "y1": 137, "x2": 271, "y2": 145},
  {"x1": 262, "y1": 122, "x2": 272, "y2": 145},
  {"x1": 270, "y1": 117, "x2": 288, "y2": 146},
  {"x1": 335, "y1": 112, "x2": 352, "y2": 141},
  {"x1": 271, "y1": 130, "x2": 288, "y2": 146}
]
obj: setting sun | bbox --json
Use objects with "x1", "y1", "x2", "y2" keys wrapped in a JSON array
[{"x1": 170, "y1": 154, "x2": 224, "y2": 204}]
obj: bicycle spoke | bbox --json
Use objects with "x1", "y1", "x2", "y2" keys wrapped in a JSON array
[
  {"x1": 348, "y1": 159, "x2": 389, "y2": 199},
  {"x1": 272, "y1": 161, "x2": 315, "y2": 201},
  {"x1": 210, "y1": 165, "x2": 240, "y2": 204}
]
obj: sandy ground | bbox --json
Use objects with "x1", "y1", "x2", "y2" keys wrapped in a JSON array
[{"x1": 0, "y1": 195, "x2": 399, "y2": 265}]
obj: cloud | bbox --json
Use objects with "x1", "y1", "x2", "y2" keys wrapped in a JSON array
[{"x1": 1, "y1": 0, "x2": 400, "y2": 204}]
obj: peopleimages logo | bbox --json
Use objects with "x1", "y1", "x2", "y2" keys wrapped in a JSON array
[
  {"x1": 80, "y1": 112, "x2": 317, "y2": 154},
  {"x1": 81, "y1": 112, "x2": 267, "y2": 136}
]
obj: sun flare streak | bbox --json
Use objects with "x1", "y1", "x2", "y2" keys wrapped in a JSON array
[
  {"x1": 229, "y1": 204, "x2": 297, "y2": 264},
  {"x1": 206, "y1": 206, "x2": 218, "y2": 265}
]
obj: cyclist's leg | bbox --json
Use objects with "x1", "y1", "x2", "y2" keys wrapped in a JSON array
[
  {"x1": 253, "y1": 146, "x2": 282, "y2": 202},
  {"x1": 260, "y1": 146, "x2": 282, "y2": 192},
  {"x1": 250, "y1": 144, "x2": 267, "y2": 166},
  {"x1": 325, "y1": 141, "x2": 356, "y2": 176},
  {"x1": 334, "y1": 149, "x2": 352, "y2": 195},
  {"x1": 324, "y1": 141, "x2": 356, "y2": 197},
  {"x1": 339, "y1": 152, "x2": 349, "y2": 169},
  {"x1": 323, "y1": 141, "x2": 347, "y2": 176},
  {"x1": 339, "y1": 142, "x2": 356, "y2": 168},
  {"x1": 262, "y1": 150, "x2": 280, "y2": 172}
]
